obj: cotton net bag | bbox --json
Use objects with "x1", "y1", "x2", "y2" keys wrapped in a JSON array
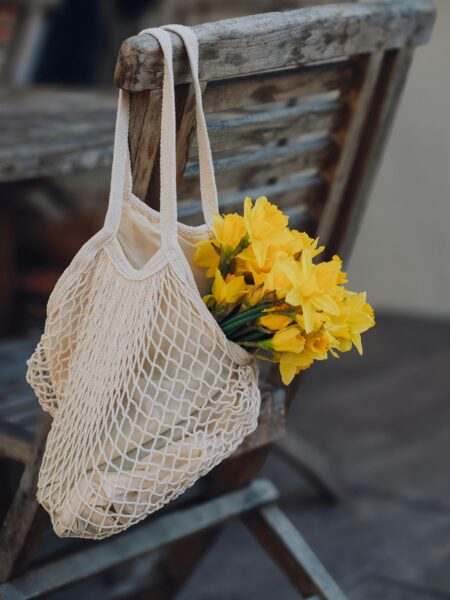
[{"x1": 26, "y1": 25, "x2": 260, "y2": 540}]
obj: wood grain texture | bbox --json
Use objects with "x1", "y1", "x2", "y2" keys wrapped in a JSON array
[
  {"x1": 202, "y1": 61, "x2": 357, "y2": 113},
  {"x1": 128, "y1": 89, "x2": 162, "y2": 203},
  {"x1": 189, "y1": 101, "x2": 346, "y2": 158},
  {"x1": 325, "y1": 47, "x2": 415, "y2": 261},
  {"x1": 0, "y1": 88, "x2": 117, "y2": 183},
  {"x1": 318, "y1": 53, "x2": 384, "y2": 247},
  {"x1": 178, "y1": 173, "x2": 327, "y2": 226},
  {"x1": 0, "y1": 413, "x2": 51, "y2": 583},
  {"x1": 234, "y1": 386, "x2": 285, "y2": 458},
  {"x1": 244, "y1": 504, "x2": 346, "y2": 599},
  {"x1": 181, "y1": 137, "x2": 337, "y2": 200},
  {"x1": 115, "y1": 0, "x2": 436, "y2": 92}
]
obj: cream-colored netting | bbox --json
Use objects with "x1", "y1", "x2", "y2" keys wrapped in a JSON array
[{"x1": 26, "y1": 26, "x2": 260, "y2": 540}]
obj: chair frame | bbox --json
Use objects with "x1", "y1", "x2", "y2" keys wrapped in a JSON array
[{"x1": 0, "y1": 1, "x2": 435, "y2": 598}]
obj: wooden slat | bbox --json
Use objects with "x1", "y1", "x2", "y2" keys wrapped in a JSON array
[
  {"x1": 0, "y1": 414, "x2": 51, "y2": 583},
  {"x1": 128, "y1": 89, "x2": 162, "y2": 204},
  {"x1": 0, "y1": 480, "x2": 279, "y2": 600},
  {"x1": 325, "y1": 47, "x2": 416, "y2": 261},
  {"x1": 180, "y1": 137, "x2": 337, "y2": 199},
  {"x1": 234, "y1": 386, "x2": 285, "y2": 458},
  {"x1": 202, "y1": 61, "x2": 358, "y2": 113},
  {"x1": 189, "y1": 100, "x2": 346, "y2": 158},
  {"x1": 178, "y1": 173, "x2": 327, "y2": 226},
  {"x1": 244, "y1": 504, "x2": 347, "y2": 599},
  {"x1": 115, "y1": 0, "x2": 436, "y2": 91},
  {"x1": 318, "y1": 53, "x2": 385, "y2": 247}
]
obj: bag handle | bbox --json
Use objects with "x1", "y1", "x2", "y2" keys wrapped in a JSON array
[
  {"x1": 103, "y1": 89, "x2": 132, "y2": 234},
  {"x1": 104, "y1": 28, "x2": 178, "y2": 248},
  {"x1": 162, "y1": 24, "x2": 219, "y2": 223},
  {"x1": 104, "y1": 26, "x2": 218, "y2": 239}
]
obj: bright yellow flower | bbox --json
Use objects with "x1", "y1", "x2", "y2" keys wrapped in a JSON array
[
  {"x1": 194, "y1": 240, "x2": 220, "y2": 277},
  {"x1": 244, "y1": 284, "x2": 266, "y2": 307},
  {"x1": 262, "y1": 326, "x2": 305, "y2": 354},
  {"x1": 277, "y1": 351, "x2": 314, "y2": 385},
  {"x1": 243, "y1": 197, "x2": 292, "y2": 267},
  {"x1": 259, "y1": 312, "x2": 294, "y2": 331},
  {"x1": 328, "y1": 290, "x2": 375, "y2": 355},
  {"x1": 262, "y1": 259, "x2": 297, "y2": 298},
  {"x1": 282, "y1": 230, "x2": 324, "y2": 258},
  {"x1": 212, "y1": 213, "x2": 247, "y2": 251},
  {"x1": 209, "y1": 269, "x2": 247, "y2": 305},
  {"x1": 235, "y1": 245, "x2": 288, "y2": 279},
  {"x1": 282, "y1": 251, "x2": 342, "y2": 333},
  {"x1": 304, "y1": 331, "x2": 331, "y2": 360}
]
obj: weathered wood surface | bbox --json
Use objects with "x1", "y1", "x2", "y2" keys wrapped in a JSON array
[
  {"x1": 178, "y1": 173, "x2": 326, "y2": 227},
  {"x1": 0, "y1": 480, "x2": 279, "y2": 600},
  {"x1": 318, "y1": 53, "x2": 384, "y2": 247},
  {"x1": 0, "y1": 413, "x2": 51, "y2": 583},
  {"x1": 331, "y1": 47, "x2": 416, "y2": 261},
  {"x1": 202, "y1": 61, "x2": 357, "y2": 113},
  {"x1": 244, "y1": 504, "x2": 346, "y2": 599},
  {"x1": 0, "y1": 88, "x2": 117, "y2": 183},
  {"x1": 181, "y1": 137, "x2": 337, "y2": 200},
  {"x1": 115, "y1": 0, "x2": 436, "y2": 92},
  {"x1": 234, "y1": 386, "x2": 285, "y2": 458},
  {"x1": 189, "y1": 101, "x2": 346, "y2": 158}
]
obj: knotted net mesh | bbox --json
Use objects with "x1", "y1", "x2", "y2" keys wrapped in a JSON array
[{"x1": 27, "y1": 249, "x2": 260, "y2": 539}]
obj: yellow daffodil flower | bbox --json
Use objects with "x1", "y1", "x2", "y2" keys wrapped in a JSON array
[
  {"x1": 281, "y1": 251, "x2": 343, "y2": 333},
  {"x1": 277, "y1": 351, "x2": 314, "y2": 385},
  {"x1": 259, "y1": 312, "x2": 294, "y2": 331},
  {"x1": 194, "y1": 240, "x2": 220, "y2": 277},
  {"x1": 261, "y1": 326, "x2": 305, "y2": 354},
  {"x1": 328, "y1": 290, "x2": 375, "y2": 355},
  {"x1": 244, "y1": 284, "x2": 266, "y2": 307},
  {"x1": 210, "y1": 269, "x2": 247, "y2": 305},
  {"x1": 196, "y1": 194, "x2": 375, "y2": 387},
  {"x1": 212, "y1": 213, "x2": 247, "y2": 251},
  {"x1": 282, "y1": 230, "x2": 325, "y2": 258},
  {"x1": 243, "y1": 196, "x2": 292, "y2": 267}
]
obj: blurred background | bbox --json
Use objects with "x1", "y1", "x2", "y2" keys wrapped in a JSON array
[{"x1": 0, "y1": 0, "x2": 448, "y2": 598}]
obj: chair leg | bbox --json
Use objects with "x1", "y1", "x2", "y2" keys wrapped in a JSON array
[
  {"x1": 0, "y1": 413, "x2": 51, "y2": 582},
  {"x1": 274, "y1": 431, "x2": 346, "y2": 502},
  {"x1": 243, "y1": 503, "x2": 346, "y2": 600}
]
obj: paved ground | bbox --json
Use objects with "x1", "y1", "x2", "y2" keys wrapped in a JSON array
[{"x1": 178, "y1": 313, "x2": 450, "y2": 599}]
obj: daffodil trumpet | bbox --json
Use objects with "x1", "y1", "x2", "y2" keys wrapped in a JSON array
[{"x1": 194, "y1": 196, "x2": 375, "y2": 385}]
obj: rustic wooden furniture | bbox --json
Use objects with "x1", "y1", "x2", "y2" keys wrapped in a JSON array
[{"x1": 0, "y1": 1, "x2": 435, "y2": 598}]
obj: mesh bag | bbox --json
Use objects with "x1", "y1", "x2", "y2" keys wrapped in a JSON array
[{"x1": 26, "y1": 26, "x2": 260, "y2": 540}]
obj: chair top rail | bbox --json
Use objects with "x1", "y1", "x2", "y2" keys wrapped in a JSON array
[{"x1": 115, "y1": 0, "x2": 436, "y2": 92}]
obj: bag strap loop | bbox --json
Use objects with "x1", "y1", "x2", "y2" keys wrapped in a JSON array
[
  {"x1": 162, "y1": 24, "x2": 219, "y2": 224},
  {"x1": 104, "y1": 26, "x2": 218, "y2": 246}
]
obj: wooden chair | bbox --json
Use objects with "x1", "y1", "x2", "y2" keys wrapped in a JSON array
[{"x1": 0, "y1": 1, "x2": 435, "y2": 598}]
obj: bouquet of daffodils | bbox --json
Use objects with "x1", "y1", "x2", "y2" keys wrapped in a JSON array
[{"x1": 195, "y1": 197, "x2": 375, "y2": 385}]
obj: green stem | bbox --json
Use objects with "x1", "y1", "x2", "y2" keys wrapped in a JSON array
[
  {"x1": 232, "y1": 330, "x2": 272, "y2": 343},
  {"x1": 221, "y1": 303, "x2": 271, "y2": 332}
]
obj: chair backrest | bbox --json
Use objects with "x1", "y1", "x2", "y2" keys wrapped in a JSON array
[{"x1": 115, "y1": 0, "x2": 435, "y2": 264}]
